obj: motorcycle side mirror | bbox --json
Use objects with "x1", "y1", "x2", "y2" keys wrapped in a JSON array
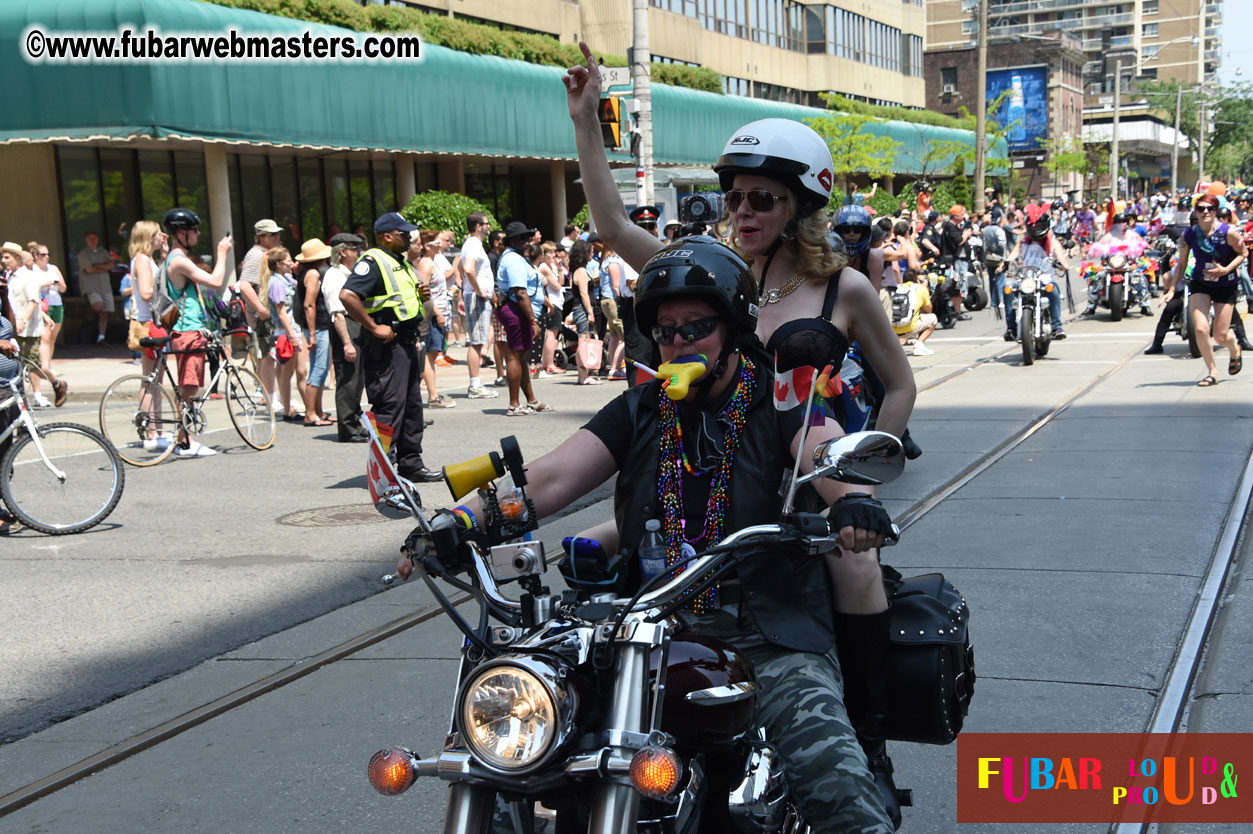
[{"x1": 801, "y1": 431, "x2": 905, "y2": 487}]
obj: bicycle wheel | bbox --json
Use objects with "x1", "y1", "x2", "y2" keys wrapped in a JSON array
[
  {"x1": 99, "y1": 375, "x2": 180, "y2": 466},
  {"x1": 225, "y1": 366, "x2": 276, "y2": 450},
  {"x1": 1, "y1": 422, "x2": 125, "y2": 535}
]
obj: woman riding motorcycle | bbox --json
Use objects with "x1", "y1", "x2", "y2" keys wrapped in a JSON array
[
  {"x1": 562, "y1": 42, "x2": 916, "y2": 826},
  {"x1": 1005, "y1": 204, "x2": 1068, "y2": 340},
  {"x1": 393, "y1": 238, "x2": 897, "y2": 833},
  {"x1": 1084, "y1": 212, "x2": 1151, "y2": 316}
]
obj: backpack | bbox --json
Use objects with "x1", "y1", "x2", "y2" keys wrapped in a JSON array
[
  {"x1": 209, "y1": 285, "x2": 248, "y2": 334},
  {"x1": 152, "y1": 256, "x2": 181, "y2": 329},
  {"x1": 891, "y1": 284, "x2": 916, "y2": 325}
]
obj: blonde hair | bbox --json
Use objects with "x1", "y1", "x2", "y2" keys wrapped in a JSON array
[
  {"x1": 721, "y1": 205, "x2": 847, "y2": 282},
  {"x1": 259, "y1": 246, "x2": 290, "y2": 313},
  {"x1": 25, "y1": 240, "x2": 39, "y2": 255},
  {"x1": 129, "y1": 220, "x2": 160, "y2": 260}
]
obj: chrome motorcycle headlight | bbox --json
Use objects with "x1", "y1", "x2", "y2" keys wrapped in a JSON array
[
  {"x1": 1108, "y1": 254, "x2": 1127, "y2": 269},
  {"x1": 457, "y1": 655, "x2": 574, "y2": 773},
  {"x1": 1019, "y1": 276, "x2": 1037, "y2": 294}
]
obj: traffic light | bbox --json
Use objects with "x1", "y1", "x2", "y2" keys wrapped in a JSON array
[{"x1": 598, "y1": 97, "x2": 621, "y2": 149}]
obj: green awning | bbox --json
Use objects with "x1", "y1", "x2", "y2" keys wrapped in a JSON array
[{"x1": 1, "y1": 0, "x2": 996, "y2": 173}]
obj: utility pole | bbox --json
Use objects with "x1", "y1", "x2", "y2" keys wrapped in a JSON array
[
  {"x1": 973, "y1": 0, "x2": 988, "y2": 214},
  {"x1": 1170, "y1": 85, "x2": 1181, "y2": 196},
  {"x1": 631, "y1": 0, "x2": 653, "y2": 207},
  {"x1": 1197, "y1": 95, "x2": 1206, "y2": 179},
  {"x1": 1110, "y1": 54, "x2": 1122, "y2": 201}
]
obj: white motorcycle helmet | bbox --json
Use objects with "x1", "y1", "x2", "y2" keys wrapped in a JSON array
[{"x1": 714, "y1": 119, "x2": 835, "y2": 218}]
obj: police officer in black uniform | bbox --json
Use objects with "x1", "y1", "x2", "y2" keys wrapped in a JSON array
[{"x1": 339, "y1": 213, "x2": 441, "y2": 483}]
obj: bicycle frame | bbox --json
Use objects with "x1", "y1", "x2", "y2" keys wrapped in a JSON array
[
  {"x1": 1, "y1": 362, "x2": 67, "y2": 482},
  {"x1": 139, "y1": 332, "x2": 238, "y2": 432}
]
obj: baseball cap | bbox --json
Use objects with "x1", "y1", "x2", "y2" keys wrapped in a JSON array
[
  {"x1": 329, "y1": 232, "x2": 365, "y2": 248},
  {"x1": 374, "y1": 212, "x2": 418, "y2": 234},
  {"x1": 254, "y1": 219, "x2": 281, "y2": 235}
]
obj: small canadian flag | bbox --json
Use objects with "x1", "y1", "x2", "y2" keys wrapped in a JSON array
[{"x1": 773, "y1": 355, "x2": 839, "y2": 410}]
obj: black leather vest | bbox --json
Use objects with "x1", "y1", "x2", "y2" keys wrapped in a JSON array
[{"x1": 613, "y1": 366, "x2": 835, "y2": 654}]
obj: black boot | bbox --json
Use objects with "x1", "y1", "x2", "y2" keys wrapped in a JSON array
[
  {"x1": 836, "y1": 610, "x2": 911, "y2": 830},
  {"x1": 901, "y1": 428, "x2": 922, "y2": 460}
]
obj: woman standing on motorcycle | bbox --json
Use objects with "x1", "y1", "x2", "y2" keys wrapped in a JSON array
[
  {"x1": 394, "y1": 238, "x2": 897, "y2": 833},
  {"x1": 1174, "y1": 192, "x2": 1248, "y2": 385},
  {"x1": 562, "y1": 43, "x2": 916, "y2": 826}
]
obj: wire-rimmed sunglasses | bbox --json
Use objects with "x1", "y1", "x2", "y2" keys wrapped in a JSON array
[{"x1": 725, "y1": 189, "x2": 788, "y2": 213}]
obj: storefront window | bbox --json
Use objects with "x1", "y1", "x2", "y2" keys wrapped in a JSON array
[
  {"x1": 137, "y1": 150, "x2": 175, "y2": 235},
  {"x1": 57, "y1": 146, "x2": 106, "y2": 291},
  {"x1": 227, "y1": 154, "x2": 246, "y2": 246},
  {"x1": 98, "y1": 148, "x2": 140, "y2": 257},
  {"x1": 324, "y1": 157, "x2": 350, "y2": 239},
  {"x1": 238, "y1": 154, "x2": 272, "y2": 253},
  {"x1": 298, "y1": 157, "x2": 324, "y2": 244},
  {"x1": 348, "y1": 158, "x2": 373, "y2": 236},
  {"x1": 373, "y1": 160, "x2": 397, "y2": 221},
  {"x1": 269, "y1": 156, "x2": 299, "y2": 247},
  {"x1": 173, "y1": 151, "x2": 209, "y2": 253}
]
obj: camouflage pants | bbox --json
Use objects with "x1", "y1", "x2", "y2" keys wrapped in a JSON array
[{"x1": 687, "y1": 608, "x2": 893, "y2": 834}]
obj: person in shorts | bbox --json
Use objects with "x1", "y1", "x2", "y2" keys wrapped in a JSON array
[
  {"x1": 460, "y1": 212, "x2": 499, "y2": 398},
  {"x1": 494, "y1": 222, "x2": 552, "y2": 416},
  {"x1": 3, "y1": 242, "x2": 67, "y2": 407},
  {"x1": 160, "y1": 210, "x2": 234, "y2": 457},
  {"x1": 76, "y1": 231, "x2": 116, "y2": 344}
]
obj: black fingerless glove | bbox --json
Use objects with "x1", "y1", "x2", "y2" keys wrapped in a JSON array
[{"x1": 828, "y1": 493, "x2": 894, "y2": 536}]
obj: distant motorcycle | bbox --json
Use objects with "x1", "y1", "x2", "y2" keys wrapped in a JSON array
[
  {"x1": 927, "y1": 269, "x2": 957, "y2": 329},
  {"x1": 1091, "y1": 253, "x2": 1149, "y2": 322},
  {"x1": 960, "y1": 237, "x2": 990, "y2": 312}
]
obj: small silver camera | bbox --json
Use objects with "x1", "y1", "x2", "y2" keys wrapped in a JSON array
[{"x1": 488, "y1": 541, "x2": 547, "y2": 581}]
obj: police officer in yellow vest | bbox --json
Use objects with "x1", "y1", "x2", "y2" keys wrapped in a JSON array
[{"x1": 340, "y1": 212, "x2": 442, "y2": 482}]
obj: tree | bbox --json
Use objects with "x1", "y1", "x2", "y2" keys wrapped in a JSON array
[
  {"x1": 1207, "y1": 94, "x2": 1253, "y2": 182},
  {"x1": 401, "y1": 191, "x2": 499, "y2": 246},
  {"x1": 806, "y1": 106, "x2": 901, "y2": 204}
]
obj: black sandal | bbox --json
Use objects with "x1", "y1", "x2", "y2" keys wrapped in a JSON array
[
  {"x1": 1229, "y1": 354, "x2": 1243, "y2": 376},
  {"x1": 1197, "y1": 375, "x2": 1219, "y2": 387}
]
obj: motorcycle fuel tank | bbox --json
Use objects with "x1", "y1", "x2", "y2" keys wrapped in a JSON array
[{"x1": 649, "y1": 630, "x2": 758, "y2": 747}]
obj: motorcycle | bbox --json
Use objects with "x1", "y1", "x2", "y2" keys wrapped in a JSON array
[
  {"x1": 1007, "y1": 265, "x2": 1053, "y2": 366},
  {"x1": 364, "y1": 427, "x2": 913, "y2": 833},
  {"x1": 927, "y1": 268, "x2": 957, "y2": 329},
  {"x1": 1090, "y1": 252, "x2": 1149, "y2": 322},
  {"x1": 960, "y1": 238, "x2": 990, "y2": 312}
]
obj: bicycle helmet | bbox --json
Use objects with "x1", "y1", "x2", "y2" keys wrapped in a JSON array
[
  {"x1": 633, "y1": 236, "x2": 759, "y2": 341},
  {"x1": 833, "y1": 205, "x2": 874, "y2": 256},
  {"x1": 713, "y1": 119, "x2": 834, "y2": 218},
  {"x1": 163, "y1": 208, "x2": 201, "y2": 234}
]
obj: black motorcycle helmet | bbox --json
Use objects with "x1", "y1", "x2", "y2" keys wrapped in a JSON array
[
  {"x1": 1026, "y1": 212, "x2": 1051, "y2": 242},
  {"x1": 1111, "y1": 212, "x2": 1129, "y2": 225},
  {"x1": 633, "y1": 236, "x2": 759, "y2": 344},
  {"x1": 163, "y1": 208, "x2": 201, "y2": 234}
]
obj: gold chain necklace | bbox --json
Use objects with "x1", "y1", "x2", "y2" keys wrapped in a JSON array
[{"x1": 758, "y1": 273, "x2": 805, "y2": 305}]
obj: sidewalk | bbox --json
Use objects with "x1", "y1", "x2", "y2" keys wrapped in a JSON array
[{"x1": 35, "y1": 340, "x2": 488, "y2": 405}]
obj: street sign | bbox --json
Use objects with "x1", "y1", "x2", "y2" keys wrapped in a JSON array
[{"x1": 601, "y1": 66, "x2": 631, "y2": 89}]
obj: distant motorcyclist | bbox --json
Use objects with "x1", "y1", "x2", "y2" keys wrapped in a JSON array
[
  {"x1": 1084, "y1": 212, "x2": 1152, "y2": 317},
  {"x1": 1006, "y1": 204, "x2": 1068, "y2": 340}
]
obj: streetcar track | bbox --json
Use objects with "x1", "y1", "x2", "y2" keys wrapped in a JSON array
[{"x1": 5, "y1": 319, "x2": 1246, "y2": 820}]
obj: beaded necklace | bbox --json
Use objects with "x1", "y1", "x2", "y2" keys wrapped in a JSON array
[{"x1": 655, "y1": 355, "x2": 755, "y2": 614}]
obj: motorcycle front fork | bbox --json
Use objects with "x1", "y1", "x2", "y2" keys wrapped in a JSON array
[{"x1": 444, "y1": 783, "x2": 496, "y2": 834}]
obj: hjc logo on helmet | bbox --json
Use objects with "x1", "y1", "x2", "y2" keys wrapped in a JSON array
[{"x1": 730, "y1": 136, "x2": 760, "y2": 146}]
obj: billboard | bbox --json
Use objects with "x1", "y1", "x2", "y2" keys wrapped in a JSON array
[{"x1": 986, "y1": 66, "x2": 1048, "y2": 152}]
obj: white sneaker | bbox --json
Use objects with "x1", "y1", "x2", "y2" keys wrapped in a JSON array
[
  {"x1": 174, "y1": 440, "x2": 217, "y2": 458},
  {"x1": 32, "y1": 392, "x2": 53, "y2": 408},
  {"x1": 467, "y1": 386, "x2": 500, "y2": 399},
  {"x1": 143, "y1": 436, "x2": 173, "y2": 452},
  {"x1": 271, "y1": 394, "x2": 284, "y2": 411},
  {"x1": 537, "y1": 370, "x2": 553, "y2": 379},
  {"x1": 913, "y1": 343, "x2": 935, "y2": 356}
]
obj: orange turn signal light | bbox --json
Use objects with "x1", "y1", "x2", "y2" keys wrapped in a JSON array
[
  {"x1": 368, "y1": 747, "x2": 418, "y2": 796},
  {"x1": 630, "y1": 746, "x2": 682, "y2": 800},
  {"x1": 1004, "y1": 286, "x2": 1013, "y2": 295},
  {"x1": 1045, "y1": 283, "x2": 1055, "y2": 293}
]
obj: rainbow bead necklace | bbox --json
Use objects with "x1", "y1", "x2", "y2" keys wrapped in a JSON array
[{"x1": 655, "y1": 355, "x2": 755, "y2": 614}]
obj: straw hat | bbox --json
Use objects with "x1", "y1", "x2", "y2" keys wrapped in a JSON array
[
  {"x1": 295, "y1": 238, "x2": 332, "y2": 262},
  {"x1": 1, "y1": 241, "x2": 25, "y2": 256}
]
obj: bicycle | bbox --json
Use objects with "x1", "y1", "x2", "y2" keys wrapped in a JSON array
[
  {"x1": 1, "y1": 356, "x2": 125, "y2": 534},
  {"x1": 98, "y1": 329, "x2": 276, "y2": 466}
]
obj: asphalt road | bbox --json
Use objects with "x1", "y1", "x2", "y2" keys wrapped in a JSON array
[{"x1": 2, "y1": 303, "x2": 1252, "y2": 834}]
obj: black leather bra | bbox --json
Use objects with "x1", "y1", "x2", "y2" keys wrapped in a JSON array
[{"x1": 763, "y1": 270, "x2": 850, "y2": 373}]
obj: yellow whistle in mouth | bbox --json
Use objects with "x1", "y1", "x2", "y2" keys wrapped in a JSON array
[{"x1": 657, "y1": 354, "x2": 708, "y2": 401}]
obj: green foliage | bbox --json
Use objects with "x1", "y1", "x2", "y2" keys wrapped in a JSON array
[
  {"x1": 824, "y1": 95, "x2": 965, "y2": 130},
  {"x1": 866, "y1": 187, "x2": 901, "y2": 218},
  {"x1": 1135, "y1": 79, "x2": 1203, "y2": 154},
  {"x1": 571, "y1": 203, "x2": 590, "y2": 230},
  {"x1": 400, "y1": 191, "x2": 498, "y2": 246},
  {"x1": 203, "y1": 0, "x2": 720, "y2": 94},
  {"x1": 806, "y1": 109, "x2": 901, "y2": 203},
  {"x1": 947, "y1": 175, "x2": 972, "y2": 211},
  {"x1": 1208, "y1": 95, "x2": 1253, "y2": 182},
  {"x1": 1041, "y1": 135, "x2": 1089, "y2": 179}
]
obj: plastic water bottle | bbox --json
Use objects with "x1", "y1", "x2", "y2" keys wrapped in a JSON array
[{"x1": 638, "y1": 519, "x2": 668, "y2": 582}]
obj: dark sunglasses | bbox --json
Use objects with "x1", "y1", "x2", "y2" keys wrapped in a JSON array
[
  {"x1": 726, "y1": 189, "x2": 788, "y2": 213},
  {"x1": 639, "y1": 222, "x2": 657, "y2": 231},
  {"x1": 1196, "y1": 205, "x2": 1216, "y2": 214},
  {"x1": 651, "y1": 315, "x2": 721, "y2": 345}
]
